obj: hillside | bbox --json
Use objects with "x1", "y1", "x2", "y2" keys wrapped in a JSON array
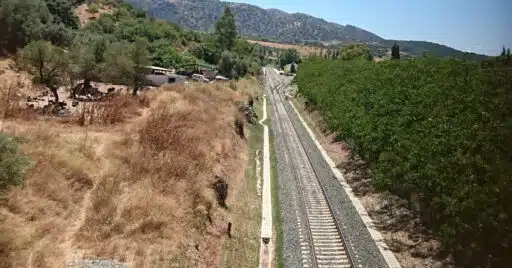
[
  {"x1": 127, "y1": 0, "x2": 383, "y2": 43},
  {"x1": 126, "y1": 0, "x2": 488, "y2": 60}
]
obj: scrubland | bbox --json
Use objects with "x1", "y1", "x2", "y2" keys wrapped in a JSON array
[{"x1": 0, "y1": 68, "x2": 262, "y2": 267}]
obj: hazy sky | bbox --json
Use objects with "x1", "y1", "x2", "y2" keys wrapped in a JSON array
[{"x1": 228, "y1": 0, "x2": 511, "y2": 55}]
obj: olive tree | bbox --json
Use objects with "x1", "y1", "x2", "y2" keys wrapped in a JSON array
[
  {"x1": 101, "y1": 38, "x2": 150, "y2": 96},
  {"x1": 18, "y1": 40, "x2": 68, "y2": 102},
  {"x1": 69, "y1": 35, "x2": 106, "y2": 98}
]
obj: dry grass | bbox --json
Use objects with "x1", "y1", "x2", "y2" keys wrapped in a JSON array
[
  {"x1": 0, "y1": 78, "x2": 259, "y2": 268},
  {"x1": 76, "y1": 94, "x2": 149, "y2": 126},
  {"x1": 0, "y1": 60, "x2": 38, "y2": 120}
]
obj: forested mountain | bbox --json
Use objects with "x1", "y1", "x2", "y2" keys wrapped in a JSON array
[
  {"x1": 126, "y1": 0, "x2": 489, "y2": 60},
  {"x1": 126, "y1": 0, "x2": 383, "y2": 43}
]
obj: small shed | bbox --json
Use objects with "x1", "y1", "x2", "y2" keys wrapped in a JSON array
[{"x1": 145, "y1": 74, "x2": 186, "y2": 86}]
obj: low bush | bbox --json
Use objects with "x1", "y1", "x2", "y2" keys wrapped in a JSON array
[
  {"x1": 0, "y1": 133, "x2": 32, "y2": 191},
  {"x1": 87, "y1": 3, "x2": 99, "y2": 13}
]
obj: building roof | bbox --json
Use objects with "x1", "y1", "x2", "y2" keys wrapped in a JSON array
[{"x1": 146, "y1": 66, "x2": 173, "y2": 72}]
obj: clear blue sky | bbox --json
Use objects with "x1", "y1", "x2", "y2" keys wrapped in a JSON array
[{"x1": 229, "y1": 0, "x2": 511, "y2": 55}]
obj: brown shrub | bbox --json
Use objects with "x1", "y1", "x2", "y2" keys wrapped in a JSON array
[
  {"x1": 234, "y1": 115, "x2": 245, "y2": 138},
  {"x1": 76, "y1": 94, "x2": 149, "y2": 125},
  {"x1": 248, "y1": 94, "x2": 254, "y2": 107}
]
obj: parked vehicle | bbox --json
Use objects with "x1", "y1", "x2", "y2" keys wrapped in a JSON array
[{"x1": 192, "y1": 74, "x2": 210, "y2": 83}]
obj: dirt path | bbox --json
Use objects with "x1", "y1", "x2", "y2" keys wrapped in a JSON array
[{"x1": 62, "y1": 184, "x2": 96, "y2": 265}]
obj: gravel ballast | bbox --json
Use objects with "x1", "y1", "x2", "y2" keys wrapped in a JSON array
[{"x1": 265, "y1": 67, "x2": 391, "y2": 268}]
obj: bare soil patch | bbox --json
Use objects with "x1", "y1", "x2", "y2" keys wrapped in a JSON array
[{"x1": 75, "y1": 3, "x2": 114, "y2": 26}]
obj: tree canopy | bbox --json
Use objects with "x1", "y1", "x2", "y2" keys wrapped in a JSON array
[
  {"x1": 391, "y1": 43, "x2": 400, "y2": 60},
  {"x1": 339, "y1": 43, "x2": 373, "y2": 61},
  {"x1": 17, "y1": 40, "x2": 69, "y2": 102},
  {"x1": 297, "y1": 56, "x2": 512, "y2": 267},
  {"x1": 279, "y1": 48, "x2": 300, "y2": 68},
  {"x1": 215, "y1": 7, "x2": 237, "y2": 52}
]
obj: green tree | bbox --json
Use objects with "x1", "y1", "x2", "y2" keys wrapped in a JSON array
[
  {"x1": 391, "y1": 43, "x2": 400, "y2": 60},
  {"x1": 102, "y1": 38, "x2": 150, "y2": 96},
  {"x1": 279, "y1": 48, "x2": 300, "y2": 68},
  {"x1": 0, "y1": 0, "x2": 52, "y2": 50},
  {"x1": 192, "y1": 42, "x2": 219, "y2": 65},
  {"x1": 0, "y1": 133, "x2": 32, "y2": 192},
  {"x1": 18, "y1": 40, "x2": 69, "y2": 103},
  {"x1": 129, "y1": 38, "x2": 151, "y2": 96},
  {"x1": 290, "y1": 63, "x2": 297, "y2": 73},
  {"x1": 215, "y1": 7, "x2": 237, "y2": 52},
  {"x1": 218, "y1": 50, "x2": 236, "y2": 78},
  {"x1": 235, "y1": 39, "x2": 255, "y2": 57},
  {"x1": 150, "y1": 39, "x2": 182, "y2": 67},
  {"x1": 501, "y1": 46, "x2": 506, "y2": 56},
  {"x1": 45, "y1": 0, "x2": 79, "y2": 29},
  {"x1": 234, "y1": 58, "x2": 248, "y2": 79},
  {"x1": 101, "y1": 41, "x2": 133, "y2": 86},
  {"x1": 340, "y1": 44, "x2": 373, "y2": 61},
  {"x1": 507, "y1": 48, "x2": 511, "y2": 57},
  {"x1": 69, "y1": 35, "x2": 106, "y2": 98}
]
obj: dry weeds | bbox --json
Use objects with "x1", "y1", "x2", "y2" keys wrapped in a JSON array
[
  {"x1": 0, "y1": 78, "x2": 260, "y2": 268},
  {"x1": 76, "y1": 94, "x2": 149, "y2": 126}
]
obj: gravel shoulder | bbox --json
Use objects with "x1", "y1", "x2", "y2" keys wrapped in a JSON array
[{"x1": 266, "y1": 72, "x2": 303, "y2": 268}]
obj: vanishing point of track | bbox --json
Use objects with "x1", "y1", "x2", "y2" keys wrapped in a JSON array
[{"x1": 266, "y1": 68, "x2": 356, "y2": 268}]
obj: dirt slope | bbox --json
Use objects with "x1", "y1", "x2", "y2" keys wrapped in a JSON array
[{"x1": 0, "y1": 66, "x2": 261, "y2": 267}]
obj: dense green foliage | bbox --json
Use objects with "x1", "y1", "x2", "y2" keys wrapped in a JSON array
[
  {"x1": 0, "y1": 0, "x2": 75, "y2": 50},
  {"x1": 0, "y1": 133, "x2": 32, "y2": 192},
  {"x1": 339, "y1": 44, "x2": 372, "y2": 61},
  {"x1": 212, "y1": 7, "x2": 260, "y2": 78},
  {"x1": 296, "y1": 56, "x2": 512, "y2": 267},
  {"x1": 46, "y1": 0, "x2": 80, "y2": 29},
  {"x1": 278, "y1": 48, "x2": 300, "y2": 68},
  {"x1": 4, "y1": 0, "x2": 263, "y2": 93},
  {"x1": 215, "y1": 7, "x2": 237, "y2": 52}
]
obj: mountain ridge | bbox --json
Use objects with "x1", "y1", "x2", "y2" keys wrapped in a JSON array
[{"x1": 126, "y1": 0, "x2": 488, "y2": 60}]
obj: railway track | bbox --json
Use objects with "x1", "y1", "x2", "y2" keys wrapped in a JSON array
[{"x1": 266, "y1": 68, "x2": 356, "y2": 268}]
